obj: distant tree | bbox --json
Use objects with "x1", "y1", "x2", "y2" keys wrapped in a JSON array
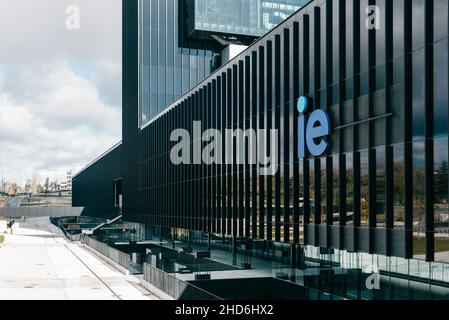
[{"x1": 44, "y1": 178, "x2": 50, "y2": 196}]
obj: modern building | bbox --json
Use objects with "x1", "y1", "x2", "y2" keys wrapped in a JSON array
[
  {"x1": 4, "y1": 183, "x2": 20, "y2": 196},
  {"x1": 73, "y1": 0, "x2": 449, "y2": 299},
  {"x1": 66, "y1": 170, "x2": 73, "y2": 191}
]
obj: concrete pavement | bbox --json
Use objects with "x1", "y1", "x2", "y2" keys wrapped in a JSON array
[{"x1": 0, "y1": 217, "x2": 160, "y2": 300}]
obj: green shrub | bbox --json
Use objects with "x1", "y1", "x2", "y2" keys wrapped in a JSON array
[{"x1": 0, "y1": 235, "x2": 4, "y2": 245}]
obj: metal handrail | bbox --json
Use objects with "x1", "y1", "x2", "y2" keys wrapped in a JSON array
[
  {"x1": 81, "y1": 235, "x2": 130, "y2": 270},
  {"x1": 143, "y1": 263, "x2": 223, "y2": 300}
]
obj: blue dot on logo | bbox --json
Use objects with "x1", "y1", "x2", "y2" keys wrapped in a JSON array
[{"x1": 297, "y1": 96, "x2": 308, "y2": 113}]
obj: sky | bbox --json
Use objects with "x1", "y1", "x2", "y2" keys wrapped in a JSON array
[{"x1": 0, "y1": 0, "x2": 122, "y2": 186}]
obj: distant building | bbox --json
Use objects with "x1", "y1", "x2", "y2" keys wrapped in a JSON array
[
  {"x1": 66, "y1": 170, "x2": 73, "y2": 191},
  {"x1": 59, "y1": 170, "x2": 73, "y2": 192},
  {"x1": 4, "y1": 182, "x2": 21, "y2": 196},
  {"x1": 0, "y1": 176, "x2": 4, "y2": 194},
  {"x1": 24, "y1": 179, "x2": 32, "y2": 194}
]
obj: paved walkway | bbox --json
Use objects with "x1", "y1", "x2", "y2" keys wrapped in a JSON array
[{"x1": 0, "y1": 217, "x2": 160, "y2": 300}]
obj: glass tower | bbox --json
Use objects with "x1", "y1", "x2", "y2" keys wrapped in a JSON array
[
  {"x1": 138, "y1": 0, "x2": 220, "y2": 126},
  {"x1": 138, "y1": 0, "x2": 308, "y2": 127},
  {"x1": 189, "y1": 0, "x2": 308, "y2": 37}
]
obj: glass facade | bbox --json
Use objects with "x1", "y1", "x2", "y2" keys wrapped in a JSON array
[
  {"x1": 138, "y1": 0, "x2": 220, "y2": 126},
  {"x1": 188, "y1": 0, "x2": 308, "y2": 38},
  {"x1": 134, "y1": 0, "x2": 449, "y2": 264},
  {"x1": 139, "y1": 0, "x2": 309, "y2": 127}
]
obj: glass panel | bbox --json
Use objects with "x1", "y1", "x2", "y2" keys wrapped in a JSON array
[
  {"x1": 139, "y1": 0, "x2": 219, "y2": 125},
  {"x1": 434, "y1": 0, "x2": 449, "y2": 42},
  {"x1": 309, "y1": 159, "x2": 315, "y2": 224},
  {"x1": 375, "y1": 0, "x2": 386, "y2": 66},
  {"x1": 332, "y1": 0, "x2": 340, "y2": 84},
  {"x1": 434, "y1": 40, "x2": 449, "y2": 138},
  {"x1": 413, "y1": 140, "x2": 426, "y2": 259},
  {"x1": 392, "y1": 56, "x2": 404, "y2": 86},
  {"x1": 182, "y1": 49, "x2": 190, "y2": 94},
  {"x1": 190, "y1": 49, "x2": 198, "y2": 90},
  {"x1": 346, "y1": 153, "x2": 354, "y2": 226},
  {"x1": 393, "y1": 0, "x2": 405, "y2": 58},
  {"x1": 376, "y1": 148, "x2": 386, "y2": 228},
  {"x1": 166, "y1": 0, "x2": 175, "y2": 105},
  {"x1": 375, "y1": 65, "x2": 386, "y2": 91},
  {"x1": 412, "y1": 49, "x2": 425, "y2": 140},
  {"x1": 321, "y1": 157, "x2": 327, "y2": 224},
  {"x1": 298, "y1": 159, "x2": 304, "y2": 238},
  {"x1": 434, "y1": 137, "x2": 449, "y2": 262},
  {"x1": 140, "y1": 0, "x2": 151, "y2": 125},
  {"x1": 412, "y1": 0, "x2": 426, "y2": 50},
  {"x1": 333, "y1": 156, "x2": 340, "y2": 224},
  {"x1": 345, "y1": 2, "x2": 354, "y2": 76},
  {"x1": 345, "y1": 78, "x2": 353, "y2": 101},
  {"x1": 150, "y1": 0, "x2": 159, "y2": 117},
  {"x1": 359, "y1": 0, "x2": 369, "y2": 72},
  {"x1": 359, "y1": 71, "x2": 369, "y2": 96},
  {"x1": 360, "y1": 151, "x2": 369, "y2": 227},
  {"x1": 430, "y1": 262, "x2": 444, "y2": 282},
  {"x1": 191, "y1": 0, "x2": 308, "y2": 37},
  {"x1": 393, "y1": 144, "x2": 406, "y2": 229}
]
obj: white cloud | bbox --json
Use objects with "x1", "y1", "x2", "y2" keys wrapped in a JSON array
[
  {"x1": 0, "y1": 0, "x2": 122, "y2": 186},
  {"x1": 0, "y1": 62, "x2": 121, "y2": 185}
]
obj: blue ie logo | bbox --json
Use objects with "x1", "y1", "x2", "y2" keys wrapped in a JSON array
[{"x1": 297, "y1": 96, "x2": 331, "y2": 158}]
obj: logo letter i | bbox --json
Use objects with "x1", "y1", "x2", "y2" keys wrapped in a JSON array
[{"x1": 297, "y1": 96, "x2": 308, "y2": 159}]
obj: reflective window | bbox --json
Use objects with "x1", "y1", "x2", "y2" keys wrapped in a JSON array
[
  {"x1": 344, "y1": 78, "x2": 353, "y2": 101},
  {"x1": 412, "y1": 0, "x2": 425, "y2": 50},
  {"x1": 434, "y1": 40, "x2": 449, "y2": 138},
  {"x1": 190, "y1": 50, "x2": 198, "y2": 92},
  {"x1": 191, "y1": 0, "x2": 308, "y2": 37},
  {"x1": 413, "y1": 140, "x2": 426, "y2": 259},
  {"x1": 297, "y1": 159, "x2": 304, "y2": 243},
  {"x1": 332, "y1": 0, "x2": 340, "y2": 84},
  {"x1": 346, "y1": 153, "x2": 354, "y2": 226},
  {"x1": 299, "y1": 159, "x2": 304, "y2": 215},
  {"x1": 392, "y1": 56, "x2": 404, "y2": 86},
  {"x1": 434, "y1": 137, "x2": 449, "y2": 262},
  {"x1": 140, "y1": 0, "x2": 151, "y2": 123},
  {"x1": 158, "y1": 0, "x2": 167, "y2": 113},
  {"x1": 393, "y1": 0, "x2": 404, "y2": 58},
  {"x1": 182, "y1": 49, "x2": 190, "y2": 94},
  {"x1": 434, "y1": 0, "x2": 448, "y2": 42},
  {"x1": 359, "y1": 0, "x2": 369, "y2": 73},
  {"x1": 412, "y1": 49, "x2": 425, "y2": 140},
  {"x1": 138, "y1": 0, "x2": 219, "y2": 126},
  {"x1": 360, "y1": 71, "x2": 369, "y2": 96},
  {"x1": 375, "y1": 0, "x2": 386, "y2": 66},
  {"x1": 333, "y1": 156, "x2": 340, "y2": 224},
  {"x1": 320, "y1": 3, "x2": 326, "y2": 90},
  {"x1": 345, "y1": 1, "x2": 354, "y2": 76},
  {"x1": 393, "y1": 144, "x2": 406, "y2": 229},
  {"x1": 360, "y1": 151, "x2": 369, "y2": 227},
  {"x1": 320, "y1": 157, "x2": 327, "y2": 224},
  {"x1": 375, "y1": 65, "x2": 386, "y2": 91},
  {"x1": 376, "y1": 148, "x2": 386, "y2": 228},
  {"x1": 309, "y1": 159, "x2": 315, "y2": 224}
]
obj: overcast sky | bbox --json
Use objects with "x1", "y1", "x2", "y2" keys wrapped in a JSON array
[{"x1": 0, "y1": 0, "x2": 122, "y2": 185}]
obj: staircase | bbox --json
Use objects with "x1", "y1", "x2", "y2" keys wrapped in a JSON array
[{"x1": 82, "y1": 214, "x2": 122, "y2": 235}]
